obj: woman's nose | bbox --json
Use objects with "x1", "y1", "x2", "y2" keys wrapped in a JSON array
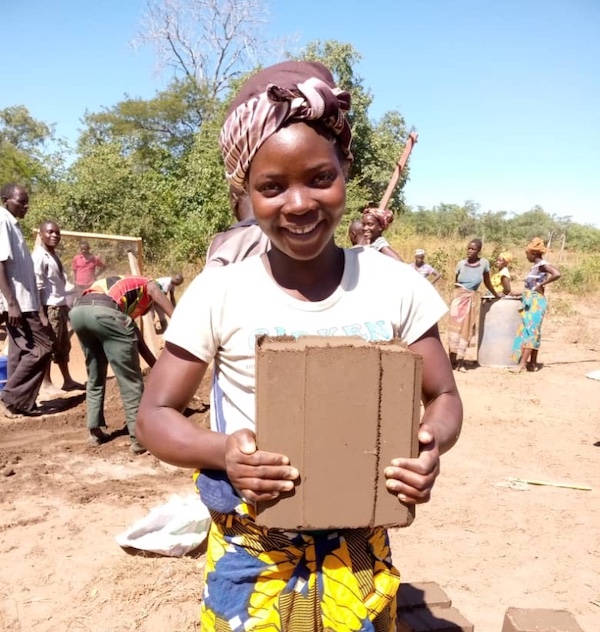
[{"x1": 284, "y1": 186, "x2": 315, "y2": 214}]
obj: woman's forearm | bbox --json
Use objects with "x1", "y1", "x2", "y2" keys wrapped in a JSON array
[
  {"x1": 137, "y1": 407, "x2": 228, "y2": 470},
  {"x1": 421, "y1": 391, "x2": 463, "y2": 455}
]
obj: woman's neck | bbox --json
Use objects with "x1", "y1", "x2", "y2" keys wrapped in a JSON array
[{"x1": 265, "y1": 241, "x2": 344, "y2": 302}]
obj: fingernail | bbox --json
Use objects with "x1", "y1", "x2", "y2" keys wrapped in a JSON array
[
  {"x1": 398, "y1": 494, "x2": 408, "y2": 502},
  {"x1": 283, "y1": 482, "x2": 294, "y2": 491},
  {"x1": 289, "y1": 468, "x2": 299, "y2": 479}
]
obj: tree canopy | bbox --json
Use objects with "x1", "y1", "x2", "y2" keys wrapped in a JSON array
[{"x1": 1, "y1": 0, "x2": 596, "y2": 266}]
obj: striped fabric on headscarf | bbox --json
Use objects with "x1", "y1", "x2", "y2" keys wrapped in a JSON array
[
  {"x1": 363, "y1": 207, "x2": 394, "y2": 231},
  {"x1": 219, "y1": 61, "x2": 353, "y2": 190}
]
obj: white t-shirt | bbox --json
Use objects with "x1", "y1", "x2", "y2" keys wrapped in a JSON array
[
  {"x1": 32, "y1": 245, "x2": 69, "y2": 307},
  {"x1": 155, "y1": 277, "x2": 173, "y2": 294},
  {"x1": 165, "y1": 247, "x2": 448, "y2": 435},
  {"x1": 0, "y1": 207, "x2": 38, "y2": 312}
]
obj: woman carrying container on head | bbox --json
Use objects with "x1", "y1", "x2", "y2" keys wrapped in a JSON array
[
  {"x1": 511, "y1": 238, "x2": 560, "y2": 373},
  {"x1": 490, "y1": 252, "x2": 513, "y2": 296},
  {"x1": 448, "y1": 238, "x2": 499, "y2": 371},
  {"x1": 136, "y1": 60, "x2": 462, "y2": 632},
  {"x1": 361, "y1": 207, "x2": 404, "y2": 261}
]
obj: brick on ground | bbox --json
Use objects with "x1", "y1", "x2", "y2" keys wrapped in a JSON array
[
  {"x1": 397, "y1": 605, "x2": 474, "y2": 631},
  {"x1": 397, "y1": 582, "x2": 452, "y2": 611},
  {"x1": 501, "y1": 608, "x2": 585, "y2": 632}
]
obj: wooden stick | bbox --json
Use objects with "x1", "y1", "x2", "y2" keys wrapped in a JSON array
[
  {"x1": 127, "y1": 251, "x2": 160, "y2": 359},
  {"x1": 378, "y1": 132, "x2": 418, "y2": 210},
  {"x1": 31, "y1": 228, "x2": 142, "y2": 243},
  {"x1": 514, "y1": 477, "x2": 591, "y2": 491}
]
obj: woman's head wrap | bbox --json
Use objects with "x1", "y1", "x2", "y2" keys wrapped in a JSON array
[
  {"x1": 526, "y1": 238, "x2": 546, "y2": 255},
  {"x1": 363, "y1": 207, "x2": 394, "y2": 231},
  {"x1": 219, "y1": 61, "x2": 353, "y2": 190},
  {"x1": 415, "y1": 248, "x2": 426, "y2": 256},
  {"x1": 499, "y1": 251, "x2": 513, "y2": 264}
]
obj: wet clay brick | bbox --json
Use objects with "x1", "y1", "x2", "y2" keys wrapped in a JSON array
[
  {"x1": 397, "y1": 582, "x2": 452, "y2": 611},
  {"x1": 397, "y1": 606, "x2": 474, "y2": 631},
  {"x1": 255, "y1": 336, "x2": 422, "y2": 530},
  {"x1": 502, "y1": 608, "x2": 584, "y2": 632}
]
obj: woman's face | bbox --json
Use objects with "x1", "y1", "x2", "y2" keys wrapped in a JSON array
[
  {"x1": 361, "y1": 213, "x2": 382, "y2": 243},
  {"x1": 467, "y1": 241, "x2": 481, "y2": 259},
  {"x1": 495, "y1": 257, "x2": 506, "y2": 269},
  {"x1": 525, "y1": 250, "x2": 536, "y2": 263},
  {"x1": 247, "y1": 123, "x2": 346, "y2": 261}
]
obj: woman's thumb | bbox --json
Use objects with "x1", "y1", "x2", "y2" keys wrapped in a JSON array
[{"x1": 236, "y1": 429, "x2": 257, "y2": 455}]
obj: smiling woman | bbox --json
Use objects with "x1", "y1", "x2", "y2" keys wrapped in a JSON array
[{"x1": 136, "y1": 60, "x2": 463, "y2": 632}]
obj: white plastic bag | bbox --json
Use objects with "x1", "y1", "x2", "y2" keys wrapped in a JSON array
[{"x1": 116, "y1": 494, "x2": 211, "y2": 557}]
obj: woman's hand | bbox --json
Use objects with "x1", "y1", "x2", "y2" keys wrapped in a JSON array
[
  {"x1": 384, "y1": 424, "x2": 440, "y2": 504},
  {"x1": 225, "y1": 429, "x2": 300, "y2": 503}
]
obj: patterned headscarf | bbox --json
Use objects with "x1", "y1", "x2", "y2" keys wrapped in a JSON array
[
  {"x1": 526, "y1": 238, "x2": 546, "y2": 255},
  {"x1": 363, "y1": 207, "x2": 394, "y2": 231},
  {"x1": 220, "y1": 61, "x2": 353, "y2": 190},
  {"x1": 499, "y1": 251, "x2": 513, "y2": 264},
  {"x1": 415, "y1": 248, "x2": 426, "y2": 256}
]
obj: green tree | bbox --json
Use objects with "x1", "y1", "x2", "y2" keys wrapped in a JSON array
[
  {"x1": 0, "y1": 105, "x2": 65, "y2": 190},
  {"x1": 78, "y1": 78, "x2": 214, "y2": 165}
]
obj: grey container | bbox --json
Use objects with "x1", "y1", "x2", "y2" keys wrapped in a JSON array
[{"x1": 477, "y1": 297, "x2": 522, "y2": 367}]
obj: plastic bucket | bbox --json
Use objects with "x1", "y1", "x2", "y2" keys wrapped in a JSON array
[
  {"x1": 0, "y1": 355, "x2": 7, "y2": 391},
  {"x1": 477, "y1": 297, "x2": 522, "y2": 367}
]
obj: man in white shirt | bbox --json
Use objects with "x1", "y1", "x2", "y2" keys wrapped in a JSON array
[
  {"x1": 32, "y1": 220, "x2": 84, "y2": 394},
  {"x1": 0, "y1": 183, "x2": 52, "y2": 417}
]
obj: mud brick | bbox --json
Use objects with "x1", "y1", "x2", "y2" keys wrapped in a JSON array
[
  {"x1": 397, "y1": 606, "x2": 474, "y2": 631},
  {"x1": 397, "y1": 582, "x2": 452, "y2": 611},
  {"x1": 501, "y1": 608, "x2": 584, "y2": 632},
  {"x1": 255, "y1": 336, "x2": 422, "y2": 530}
]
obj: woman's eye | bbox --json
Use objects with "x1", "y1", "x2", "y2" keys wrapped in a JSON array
[
  {"x1": 259, "y1": 182, "x2": 281, "y2": 195},
  {"x1": 313, "y1": 172, "x2": 335, "y2": 186}
]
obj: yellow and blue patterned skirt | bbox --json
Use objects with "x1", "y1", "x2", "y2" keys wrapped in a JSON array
[
  {"x1": 196, "y1": 470, "x2": 400, "y2": 632},
  {"x1": 512, "y1": 289, "x2": 548, "y2": 361}
]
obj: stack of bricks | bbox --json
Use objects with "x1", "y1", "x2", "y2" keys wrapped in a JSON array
[
  {"x1": 396, "y1": 582, "x2": 474, "y2": 631},
  {"x1": 501, "y1": 608, "x2": 585, "y2": 631}
]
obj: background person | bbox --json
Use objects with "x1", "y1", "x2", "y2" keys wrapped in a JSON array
[
  {"x1": 448, "y1": 238, "x2": 499, "y2": 371},
  {"x1": 204, "y1": 188, "x2": 270, "y2": 267},
  {"x1": 490, "y1": 251, "x2": 513, "y2": 295},
  {"x1": 411, "y1": 249, "x2": 441, "y2": 284},
  {"x1": 154, "y1": 273, "x2": 183, "y2": 331},
  {"x1": 512, "y1": 238, "x2": 561, "y2": 372},
  {"x1": 32, "y1": 220, "x2": 84, "y2": 394},
  {"x1": 69, "y1": 275, "x2": 174, "y2": 453},
  {"x1": 137, "y1": 60, "x2": 462, "y2": 632},
  {"x1": 361, "y1": 207, "x2": 404, "y2": 261},
  {"x1": 0, "y1": 183, "x2": 52, "y2": 417},
  {"x1": 348, "y1": 218, "x2": 366, "y2": 246},
  {"x1": 71, "y1": 240, "x2": 105, "y2": 292}
]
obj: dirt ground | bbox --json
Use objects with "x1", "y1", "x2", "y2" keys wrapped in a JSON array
[{"x1": 1, "y1": 297, "x2": 599, "y2": 632}]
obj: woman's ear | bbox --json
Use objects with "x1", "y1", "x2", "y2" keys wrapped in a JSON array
[{"x1": 341, "y1": 159, "x2": 351, "y2": 181}]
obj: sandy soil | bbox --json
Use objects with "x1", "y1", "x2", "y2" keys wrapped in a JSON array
[{"x1": 1, "y1": 298, "x2": 599, "y2": 632}]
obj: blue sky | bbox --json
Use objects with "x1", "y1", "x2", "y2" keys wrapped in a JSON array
[{"x1": 2, "y1": 0, "x2": 599, "y2": 227}]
